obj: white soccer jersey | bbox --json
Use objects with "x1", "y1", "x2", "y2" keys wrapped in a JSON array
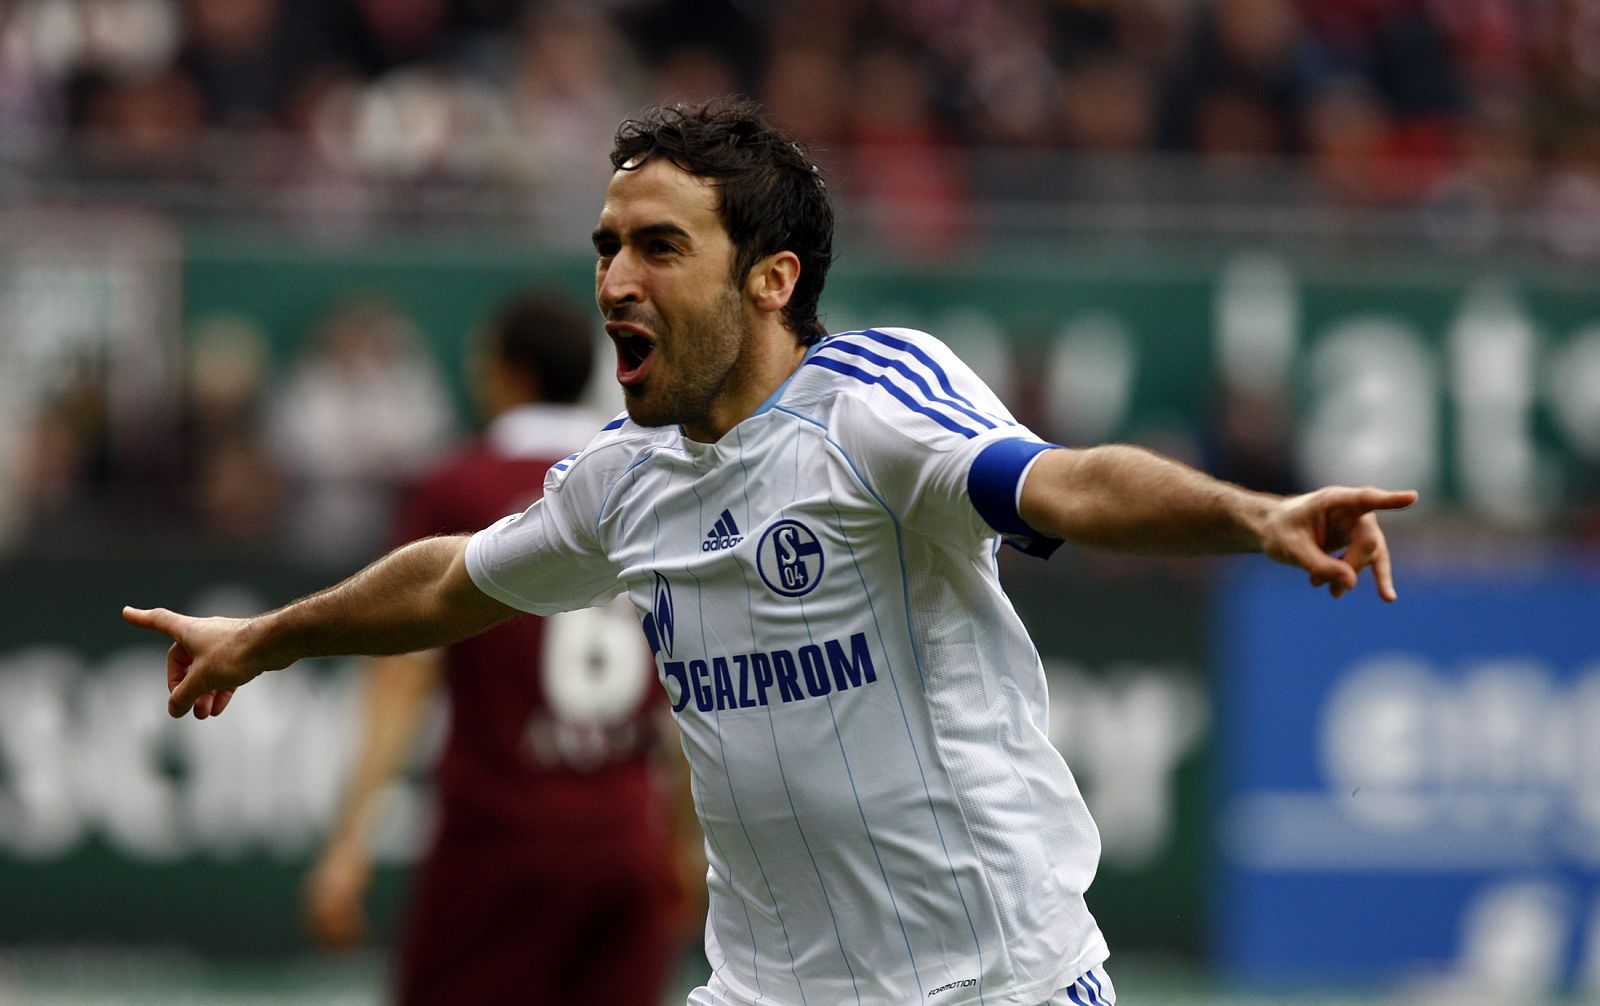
[{"x1": 467, "y1": 328, "x2": 1108, "y2": 1006}]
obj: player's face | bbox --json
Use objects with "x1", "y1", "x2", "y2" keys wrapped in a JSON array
[{"x1": 593, "y1": 159, "x2": 754, "y2": 437}]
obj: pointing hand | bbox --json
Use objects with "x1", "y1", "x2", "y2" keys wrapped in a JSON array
[
  {"x1": 122, "y1": 606, "x2": 265, "y2": 718},
  {"x1": 1258, "y1": 487, "x2": 1418, "y2": 601}
]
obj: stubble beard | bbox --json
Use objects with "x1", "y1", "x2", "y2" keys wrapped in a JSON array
[{"x1": 622, "y1": 288, "x2": 747, "y2": 431}]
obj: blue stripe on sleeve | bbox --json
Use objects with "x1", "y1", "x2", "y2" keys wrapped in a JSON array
[
  {"x1": 967, "y1": 438, "x2": 1063, "y2": 558},
  {"x1": 821, "y1": 339, "x2": 1000, "y2": 431},
  {"x1": 804, "y1": 356, "x2": 982, "y2": 438},
  {"x1": 1084, "y1": 970, "x2": 1110, "y2": 1005},
  {"x1": 854, "y1": 329, "x2": 983, "y2": 411}
]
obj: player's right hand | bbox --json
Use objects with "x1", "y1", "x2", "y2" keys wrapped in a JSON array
[{"x1": 121, "y1": 606, "x2": 267, "y2": 719}]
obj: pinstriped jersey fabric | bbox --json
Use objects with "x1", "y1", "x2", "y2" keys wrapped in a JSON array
[{"x1": 467, "y1": 329, "x2": 1108, "y2": 1006}]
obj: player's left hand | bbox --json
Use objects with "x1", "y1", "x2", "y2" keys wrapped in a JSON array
[{"x1": 1258, "y1": 486, "x2": 1418, "y2": 601}]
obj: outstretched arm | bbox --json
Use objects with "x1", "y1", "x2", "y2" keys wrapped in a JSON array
[
  {"x1": 1018, "y1": 445, "x2": 1418, "y2": 600},
  {"x1": 123, "y1": 534, "x2": 517, "y2": 719}
]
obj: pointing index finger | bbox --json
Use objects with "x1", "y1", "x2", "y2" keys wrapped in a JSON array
[
  {"x1": 1353, "y1": 488, "x2": 1419, "y2": 513},
  {"x1": 123, "y1": 606, "x2": 176, "y2": 635}
]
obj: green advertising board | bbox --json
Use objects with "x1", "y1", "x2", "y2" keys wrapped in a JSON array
[{"x1": 0, "y1": 556, "x2": 409, "y2": 954}]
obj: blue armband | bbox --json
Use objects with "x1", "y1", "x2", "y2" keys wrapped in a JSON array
[{"x1": 967, "y1": 439, "x2": 1063, "y2": 558}]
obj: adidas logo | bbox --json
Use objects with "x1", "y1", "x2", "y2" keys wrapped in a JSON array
[{"x1": 702, "y1": 509, "x2": 744, "y2": 552}]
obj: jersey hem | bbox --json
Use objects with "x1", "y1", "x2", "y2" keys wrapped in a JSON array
[
  {"x1": 691, "y1": 943, "x2": 1109, "y2": 1006},
  {"x1": 963, "y1": 942, "x2": 1110, "y2": 1006}
]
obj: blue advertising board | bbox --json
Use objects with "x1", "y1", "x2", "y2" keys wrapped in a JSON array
[{"x1": 1216, "y1": 564, "x2": 1600, "y2": 996}]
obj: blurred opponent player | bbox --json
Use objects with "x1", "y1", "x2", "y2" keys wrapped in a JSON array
[
  {"x1": 129, "y1": 100, "x2": 1417, "y2": 1006},
  {"x1": 302, "y1": 293, "x2": 691, "y2": 1006}
]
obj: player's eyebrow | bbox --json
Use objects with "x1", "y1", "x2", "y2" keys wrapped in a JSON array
[{"x1": 591, "y1": 222, "x2": 693, "y2": 251}]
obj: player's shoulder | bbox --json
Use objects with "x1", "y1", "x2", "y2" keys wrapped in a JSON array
[
  {"x1": 818, "y1": 326, "x2": 965, "y2": 366},
  {"x1": 551, "y1": 411, "x2": 678, "y2": 488},
  {"x1": 785, "y1": 327, "x2": 1012, "y2": 437},
  {"x1": 797, "y1": 327, "x2": 985, "y2": 395},
  {"x1": 582, "y1": 411, "x2": 677, "y2": 455}
]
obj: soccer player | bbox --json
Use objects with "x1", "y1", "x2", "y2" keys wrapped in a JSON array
[
  {"x1": 300, "y1": 292, "x2": 687, "y2": 1005},
  {"x1": 127, "y1": 98, "x2": 1417, "y2": 1006}
]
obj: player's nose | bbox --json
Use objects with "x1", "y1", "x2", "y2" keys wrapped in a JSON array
[{"x1": 597, "y1": 248, "x2": 644, "y2": 313}]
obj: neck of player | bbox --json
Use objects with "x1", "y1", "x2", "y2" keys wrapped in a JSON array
[{"x1": 684, "y1": 329, "x2": 809, "y2": 444}]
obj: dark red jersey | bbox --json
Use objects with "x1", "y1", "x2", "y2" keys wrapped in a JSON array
[
  {"x1": 390, "y1": 405, "x2": 663, "y2": 846},
  {"x1": 392, "y1": 405, "x2": 677, "y2": 1006}
]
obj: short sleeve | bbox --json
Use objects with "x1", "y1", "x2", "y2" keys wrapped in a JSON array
[
  {"x1": 814, "y1": 328, "x2": 1062, "y2": 556},
  {"x1": 465, "y1": 456, "x2": 624, "y2": 616}
]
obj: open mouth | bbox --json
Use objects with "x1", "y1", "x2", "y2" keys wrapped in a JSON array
[
  {"x1": 611, "y1": 328, "x2": 656, "y2": 384},
  {"x1": 619, "y1": 333, "x2": 651, "y2": 369}
]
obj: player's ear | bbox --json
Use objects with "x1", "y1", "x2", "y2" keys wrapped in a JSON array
[{"x1": 747, "y1": 251, "x2": 799, "y2": 315}]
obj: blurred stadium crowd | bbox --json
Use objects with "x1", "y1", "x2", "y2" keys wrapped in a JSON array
[
  {"x1": 7, "y1": 286, "x2": 466, "y2": 561},
  {"x1": 1, "y1": 0, "x2": 1598, "y2": 239},
  {"x1": 4, "y1": 0, "x2": 1600, "y2": 561}
]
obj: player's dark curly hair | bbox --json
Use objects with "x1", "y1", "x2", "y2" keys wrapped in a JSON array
[{"x1": 610, "y1": 97, "x2": 834, "y2": 345}]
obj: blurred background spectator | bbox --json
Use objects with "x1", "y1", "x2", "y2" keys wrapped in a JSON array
[{"x1": 264, "y1": 293, "x2": 455, "y2": 561}]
